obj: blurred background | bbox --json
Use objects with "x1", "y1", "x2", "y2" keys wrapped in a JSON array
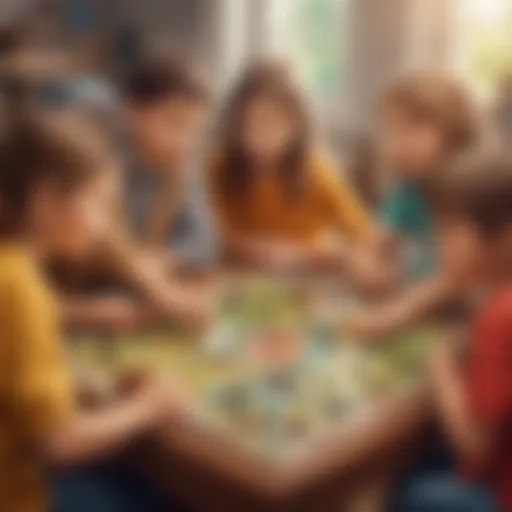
[{"x1": 1, "y1": 0, "x2": 511, "y2": 158}]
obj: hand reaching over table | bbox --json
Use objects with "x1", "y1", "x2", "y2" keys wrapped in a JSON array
[
  {"x1": 344, "y1": 245, "x2": 398, "y2": 296},
  {"x1": 135, "y1": 378, "x2": 191, "y2": 427},
  {"x1": 340, "y1": 310, "x2": 389, "y2": 342},
  {"x1": 99, "y1": 299, "x2": 150, "y2": 333},
  {"x1": 251, "y1": 242, "x2": 308, "y2": 273},
  {"x1": 148, "y1": 283, "x2": 213, "y2": 332},
  {"x1": 341, "y1": 277, "x2": 458, "y2": 342},
  {"x1": 116, "y1": 370, "x2": 192, "y2": 427},
  {"x1": 43, "y1": 373, "x2": 193, "y2": 466},
  {"x1": 62, "y1": 296, "x2": 150, "y2": 332}
]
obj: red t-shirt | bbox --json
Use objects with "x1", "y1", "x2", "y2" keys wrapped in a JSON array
[{"x1": 465, "y1": 287, "x2": 512, "y2": 511}]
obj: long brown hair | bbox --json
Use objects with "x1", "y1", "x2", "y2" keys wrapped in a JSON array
[{"x1": 218, "y1": 59, "x2": 312, "y2": 201}]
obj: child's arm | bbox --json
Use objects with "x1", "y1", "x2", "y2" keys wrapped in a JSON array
[
  {"x1": 314, "y1": 152, "x2": 374, "y2": 242},
  {"x1": 96, "y1": 234, "x2": 210, "y2": 326},
  {"x1": 221, "y1": 230, "x2": 394, "y2": 296},
  {"x1": 428, "y1": 339, "x2": 488, "y2": 464},
  {"x1": 306, "y1": 155, "x2": 395, "y2": 290},
  {"x1": 221, "y1": 232, "x2": 308, "y2": 270},
  {"x1": 42, "y1": 379, "x2": 186, "y2": 466},
  {"x1": 429, "y1": 302, "x2": 512, "y2": 471},
  {"x1": 344, "y1": 275, "x2": 459, "y2": 340},
  {"x1": 90, "y1": 176, "x2": 210, "y2": 324},
  {"x1": 13, "y1": 274, "x2": 188, "y2": 468},
  {"x1": 60, "y1": 296, "x2": 148, "y2": 331},
  {"x1": 221, "y1": 232, "x2": 355, "y2": 276}
]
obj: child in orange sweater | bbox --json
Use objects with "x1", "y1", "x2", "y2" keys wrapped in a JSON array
[{"x1": 209, "y1": 59, "x2": 379, "y2": 280}]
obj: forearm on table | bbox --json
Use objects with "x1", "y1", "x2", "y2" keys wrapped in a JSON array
[
  {"x1": 339, "y1": 229, "x2": 400, "y2": 294},
  {"x1": 60, "y1": 297, "x2": 111, "y2": 327},
  {"x1": 42, "y1": 400, "x2": 152, "y2": 467},
  {"x1": 373, "y1": 277, "x2": 460, "y2": 334},
  {"x1": 101, "y1": 237, "x2": 167, "y2": 300},
  {"x1": 103, "y1": 241, "x2": 204, "y2": 319},
  {"x1": 222, "y1": 232, "x2": 280, "y2": 266}
]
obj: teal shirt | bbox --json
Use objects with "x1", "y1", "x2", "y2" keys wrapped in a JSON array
[{"x1": 379, "y1": 181, "x2": 434, "y2": 281}]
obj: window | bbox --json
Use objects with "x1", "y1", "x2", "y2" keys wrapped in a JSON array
[
  {"x1": 461, "y1": 0, "x2": 512, "y2": 96},
  {"x1": 265, "y1": 0, "x2": 346, "y2": 106}
]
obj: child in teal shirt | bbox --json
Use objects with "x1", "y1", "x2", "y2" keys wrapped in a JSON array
[
  {"x1": 379, "y1": 180, "x2": 434, "y2": 282},
  {"x1": 346, "y1": 72, "x2": 479, "y2": 339},
  {"x1": 342, "y1": 71, "x2": 480, "y2": 512}
]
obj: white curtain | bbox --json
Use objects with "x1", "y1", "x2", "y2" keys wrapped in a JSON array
[{"x1": 406, "y1": 0, "x2": 459, "y2": 71}]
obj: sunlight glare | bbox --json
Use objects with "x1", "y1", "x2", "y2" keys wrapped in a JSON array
[{"x1": 467, "y1": 0, "x2": 508, "y2": 21}]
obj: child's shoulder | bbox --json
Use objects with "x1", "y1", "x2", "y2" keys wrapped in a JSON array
[
  {"x1": 380, "y1": 179, "x2": 428, "y2": 218},
  {"x1": 477, "y1": 286, "x2": 512, "y2": 329},
  {"x1": 308, "y1": 148, "x2": 340, "y2": 171},
  {"x1": 488, "y1": 287, "x2": 512, "y2": 313},
  {"x1": 0, "y1": 245, "x2": 32, "y2": 272},
  {"x1": 382, "y1": 179, "x2": 422, "y2": 198},
  {"x1": 306, "y1": 149, "x2": 348, "y2": 187},
  {"x1": 0, "y1": 245, "x2": 45, "y2": 295}
]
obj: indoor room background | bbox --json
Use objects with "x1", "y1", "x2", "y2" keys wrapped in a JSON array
[{"x1": 1, "y1": 0, "x2": 510, "y2": 166}]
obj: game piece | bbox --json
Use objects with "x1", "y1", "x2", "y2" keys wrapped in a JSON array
[
  {"x1": 285, "y1": 414, "x2": 310, "y2": 441},
  {"x1": 204, "y1": 321, "x2": 240, "y2": 357},
  {"x1": 218, "y1": 384, "x2": 251, "y2": 414},
  {"x1": 266, "y1": 370, "x2": 297, "y2": 396},
  {"x1": 324, "y1": 394, "x2": 352, "y2": 420}
]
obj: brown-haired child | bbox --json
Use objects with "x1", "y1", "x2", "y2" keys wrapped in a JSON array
[
  {"x1": 0, "y1": 113, "x2": 184, "y2": 512},
  {"x1": 208, "y1": 58, "x2": 377, "y2": 276},
  {"x1": 119, "y1": 55, "x2": 210, "y2": 252},
  {"x1": 396, "y1": 150, "x2": 512, "y2": 512},
  {"x1": 67, "y1": 54, "x2": 214, "y2": 328},
  {"x1": 345, "y1": 72, "x2": 480, "y2": 338}
]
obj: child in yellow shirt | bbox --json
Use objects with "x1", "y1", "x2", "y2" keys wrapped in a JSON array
[
  {"x1": 209, "y1": 59, "x2": 375, "y2": 274},
  {"x1": 0, "y1": 113, "x2": 183, "y2": 512}
]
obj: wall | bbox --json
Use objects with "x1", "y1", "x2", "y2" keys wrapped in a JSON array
[
  {"x1": 407, "y1": 0, "x2": 456, "y2": 70},
  {"x1": 103, "y1": 0, "x2": 455, "y2": 133},
  {"x1": 345, "y1": 0, "x2": 411, "y2": 133},
  {"x1": 0, "y1": 0, "x2": 35, "y2": 22},
  {"x1": 105, "y1": 0, "x2": 213, "y2": 59},
  {"x1": 346, "y1": 0, "x2": 456, "y2": 133}
]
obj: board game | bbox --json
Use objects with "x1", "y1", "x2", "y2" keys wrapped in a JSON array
[{"x1": 68, "y1": 277, "x2": 436, "y2": 464}]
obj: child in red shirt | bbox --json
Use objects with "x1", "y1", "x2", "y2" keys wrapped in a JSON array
[{"x1": 399, "y1": 151, "x2": 512, "y2": 512}]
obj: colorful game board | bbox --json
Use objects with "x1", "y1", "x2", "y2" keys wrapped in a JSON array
[{"x1": 68, "y1": 278, "x2": 437, "y2": 461}]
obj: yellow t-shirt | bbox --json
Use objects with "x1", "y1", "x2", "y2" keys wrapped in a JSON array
[
  {"x1": 209, "y1": 151, "x2": 372, "y2": 245},
  {"x1": 0, "y1": 245, "x2": 72, "y2": 512}
]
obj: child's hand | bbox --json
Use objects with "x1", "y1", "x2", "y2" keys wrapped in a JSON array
[
  {"x1": 90, "y1": 297, "x2": 149, "y2": 333},
  {"x1": 427, "y1": 340, "x2": 455, "y2": 383},
  {"x1": 152, "y1": 285, "x2": 212, "y2": 331},
  {"x1": 374, "y1": 231, "x2": 400, "y2": 259},
  {"x1": 348, "y1": 248, "x2": 396, "y2": 295},
  {"x1": 134, "y1": 377, "x2": 191, "y2": 428},
  {"x1": 306, "y1": 245, "x2": 346, "y2": 272},
  {"x1": 111, "y1": 305, "x2": 149, "y2": 333},
  {"x1": 172, "y1": 294, "x2": 213, "y2": 332},
  {"x1": 258, "y1": 244, "x2": 306, "y2": 272},
  {"x1": 340, "y1": 311, "x2": 384, "y2": 341}
]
